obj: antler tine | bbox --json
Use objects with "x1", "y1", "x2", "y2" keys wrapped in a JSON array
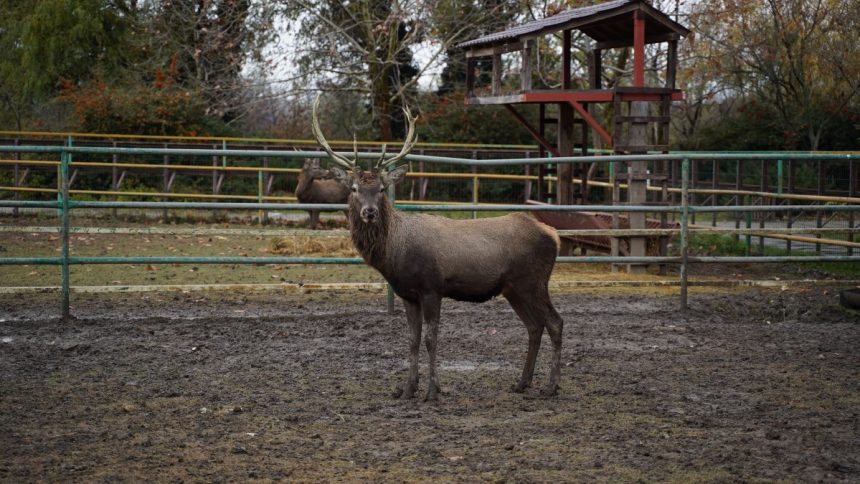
[
  {"x1": 311, "y1": 94, "x2": 356, "y2": 171},
  {"x1": 353, "y1": 134, "x2": 362, "y2": 170},
  {"x1": 377, "y1": 106, "x2": 418, "y2": 170},
  {"x1": 376, "y1": 143, "x2": 388, "y2": 169}
]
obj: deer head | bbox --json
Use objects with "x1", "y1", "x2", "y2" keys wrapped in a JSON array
[
  {"x1": 311, "y1": 94, "x2": 417, "y2": 223},
  {"x1": 301, "y1": 158, "x2": 329, "y2": 179}
]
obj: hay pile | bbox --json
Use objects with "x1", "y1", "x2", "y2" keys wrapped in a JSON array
[{"x1": 268, "y1": 236, "x2": 358, "y2": 257}]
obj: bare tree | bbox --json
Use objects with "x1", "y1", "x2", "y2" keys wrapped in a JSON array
[
  {"x1": 282, "y1": 0, "x2": 520, "y2": 140},
  {"x1": 685, "y1": 0, "x2": 860, "y2": 149},
  {"x1": 139, "y1": 0, "x2": 279, "y2": 123}
]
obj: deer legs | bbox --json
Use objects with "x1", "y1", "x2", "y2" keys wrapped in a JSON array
[
  {"x1": 421, "y1": 293, "x2": 442, "y2": 402},
  {"x1": 542, "y1": 308, "x2": 564, "y2": 396},
  {"x1": 394, "y1": 294, "x2": 442, "y2": 401},
  {"x1": 506, "y1": 289, "x2": 563, "y2": 396},
  {"x1": 395, "y1": 290, "x2": 561, "y2": 400},
  {"x1": 308, "y1": 210, "x2": 320, "y2": 229},
  {"x1": 393, "y1": 299, "x2": 422, "y2": 399},
  {"x1": 512, "y1": 322, "x2": 543, "y2": 393}
]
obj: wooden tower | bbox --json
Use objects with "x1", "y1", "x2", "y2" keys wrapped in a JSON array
[{"x1": 458, "y1": 0, "x2": 689, "y2": 206}]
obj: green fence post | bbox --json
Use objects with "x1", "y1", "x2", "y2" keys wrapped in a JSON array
[
  {"x1": 471, "y1": 152, "x2": 478, "y2": 219},
  {"x1": 472, "y1": 172, "x2": 479, "y2": 219},
  {"x1": 680, "y1": 157, "x2": 690, "y2": 311},
  {"x1": 608, "y1": 160, "x2": 615, "y2": 204},
  {"x1": 12, "y1": 138, "x2": 20, "y2": 217},
  {"x1": 257, "y1": 169, "x2": 264, "y2": 224},
  {"x1": 60, "y1": 140, "x2": 71, "y2": 320},
  {"x1": 777, "y1": 159, "x2": 784, "y2": 195},
  {"x1": 744, "y1": 194, "x2": 752, "y2": 256},
  {"x1": 777, "y1": 159, "x2": 787, "y2": 252}
]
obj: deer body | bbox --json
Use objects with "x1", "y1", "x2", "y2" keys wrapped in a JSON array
[
  {"x1": 350, "y1": 200, "x2": 558, "y2": 304},
  {"x1": 295, "y1": 159, "x2": 349, "y2": 229},
  {"x1": 312, "y1": 95, "x2": 564, "y2": 400}
]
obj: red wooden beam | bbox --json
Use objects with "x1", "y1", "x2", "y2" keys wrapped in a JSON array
[
  {"x1": 567, "y1": 100, "x2": 613, "y2": 147},
  {"x1": 633, "y1": 10, "x2": 646, "y2": 87},
  {"x1": 503, "y1": 105, "x2": 559, "y2": 157},
  {"x1": 523, "y1": 91, "x2": 614, "y2": 103}
]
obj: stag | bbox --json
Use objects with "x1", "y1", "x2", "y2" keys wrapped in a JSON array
[
  {"x1": 295, "y1": 158, "x2": 350, "y2": 229},
  {"x1": 312, "y1": 95, "x2": 564, "y2": 400}
]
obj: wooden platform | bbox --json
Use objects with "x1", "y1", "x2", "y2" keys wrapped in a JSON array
[{"x1": 464, "y1": 88, "x2": 684, "y2": 106}]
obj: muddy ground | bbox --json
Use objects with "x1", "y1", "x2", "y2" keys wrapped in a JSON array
[{"x1": 0, "y1": 288, "x2": 858, "y2": 482}]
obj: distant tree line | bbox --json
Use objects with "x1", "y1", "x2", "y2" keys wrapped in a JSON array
[{"x1": 1, "y1": 0, "x2": 858, "y2": 151}]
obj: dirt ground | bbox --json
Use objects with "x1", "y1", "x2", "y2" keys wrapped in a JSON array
[{"x1": 0, "y1": 287, "x2": 858, "y2": 482}]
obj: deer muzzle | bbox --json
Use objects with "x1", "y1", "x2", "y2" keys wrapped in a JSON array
[{"x1": 360, "y1": 206, "x2": 380, "y2": 223}]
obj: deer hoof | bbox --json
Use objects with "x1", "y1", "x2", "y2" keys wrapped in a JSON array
[
  {"x1": 539, "y1": 383, "x2": 559, "y2": 397},
  {"x1": 511, "y1": 381, "x2": 530, "y2": 393},
  {"x1": 424, "y1": 382, "x2": 441, "y2": 402},
  {"x1": 393, "y1": 381, "x2": 418, "y2": 399}
]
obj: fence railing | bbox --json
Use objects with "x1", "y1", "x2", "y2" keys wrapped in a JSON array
[
  {"x1": 3, "y1": 133, "x2": 857, "y2": 204},
  {"x1": 1, "y1": 144, "x2": 859, "y2": 319}
]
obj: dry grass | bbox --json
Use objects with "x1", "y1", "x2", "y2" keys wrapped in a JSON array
[{"x1": 268, "y1": 236, "x2": 358, "y2": 257}]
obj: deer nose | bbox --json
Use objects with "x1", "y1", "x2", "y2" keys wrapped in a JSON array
[{"x1": 361, "y1": 207, "x2": 379, "y2": 221}]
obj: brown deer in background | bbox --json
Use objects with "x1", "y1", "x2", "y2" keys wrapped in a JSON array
[
  {"x1": 312, "y1": 95, "x2": 564, "y2": 400},
  {"x1": 295, "y1": 158, "x2": 350, "y2": 229}
]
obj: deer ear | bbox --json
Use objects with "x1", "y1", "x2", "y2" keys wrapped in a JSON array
[
  {"x1": 330, "y1": 167, "x2": 352, "y2": 185},
  {"x1": 383, "y1": 165, "x2": 409, "y2": 187}
]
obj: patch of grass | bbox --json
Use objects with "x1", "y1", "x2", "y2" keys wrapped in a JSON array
[
  {"x1": 686, "y1": 233, "x2": 748, "y2": 256},
  {"x1": 684, "y1": 233, "x2": 860, "y2": 278}
]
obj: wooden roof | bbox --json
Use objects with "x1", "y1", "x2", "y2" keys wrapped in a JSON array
[{"x1": 458, "y1": 0, "x2": 689, "y2": 50}]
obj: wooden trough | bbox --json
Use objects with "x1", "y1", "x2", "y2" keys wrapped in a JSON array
[{"x1": 527, "y1": 200, "x2": 676, "y2": 255}]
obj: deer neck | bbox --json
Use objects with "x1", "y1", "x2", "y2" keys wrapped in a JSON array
[
  {"x1": 348, "y1": 195, "x2": 396, "y2": 271},
  {"x1": 295, "y1": 171, "x2": 313, "y2": 197}
]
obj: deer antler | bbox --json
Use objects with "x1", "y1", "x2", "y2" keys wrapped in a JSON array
[
  {"x1": 311, "y1": 94, "x2": 357, "y2": 172},
  {"x1": 376, "y1": 105, "x2": 418, "y2": 171}
]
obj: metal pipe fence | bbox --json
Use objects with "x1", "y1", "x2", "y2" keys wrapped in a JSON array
[
  {"x1": 3, "y1": 142, "x2": 858, "y2": 230},
  {"x1": 3, "y1": 157, "x2": 858, "y2": 204},
  {"x1": 1, "y1": 144, "x2": 859, "y2": 319}
]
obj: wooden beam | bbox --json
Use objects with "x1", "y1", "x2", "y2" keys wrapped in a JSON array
[
  {"x1": 626, "y1": 101, "x2": 649, "y2": 273},
  {"x1": 464, "y1": 42, "x2": 523, "y2": 59},
  {"x1": 562, "y1": 30, "x2": 571, "y2": 90},
  {"x1": 558, "y1": 102, "x2": 575, "y2": 205},
  {"x1": 492, "y1": 53, "x2": 502, "y2": 96},
  {"x1": 666, "y1": 40, "x2": 678, "y2": 89},
  {"x1": 521, "y1": 39, "x2": 533, "y2": 92},
  {"x1": 465, "y1": 90, "x2": 682, "y2": 106},
  {"x1": 567, "y1": 99, "x2": 612, "y2": 147},
  {"x1": 633, "y1": 10, "x2": 646, "y2": 87},
  {"x1": 465, "y1": 58, "x2": 475, "y2": 97},
  {"x1": 590, "y1": 49, "x2": 602, "y2": 89},
  {"x1": 465, "y1": 94, "x2": 527, "y2": 105},
  {"x1": 504, "y1": 105, "x2": 559, "y2": 157},
  {"x1": 525, "y1": 91, "x2": 614, "y2": 103}
]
